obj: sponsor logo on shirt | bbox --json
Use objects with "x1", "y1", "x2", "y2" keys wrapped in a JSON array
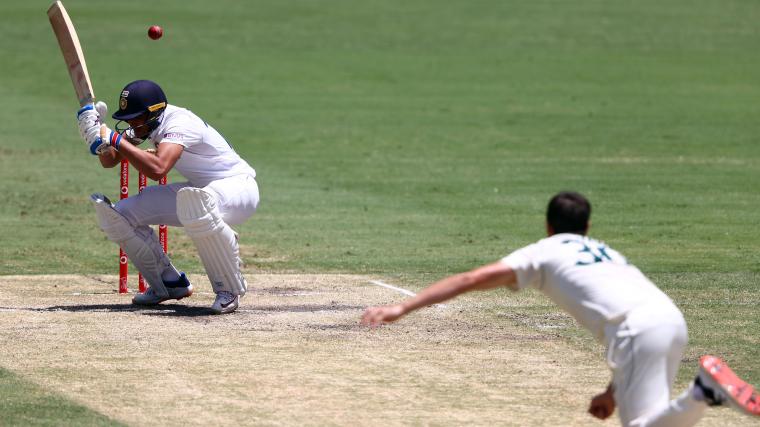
[{"x1": 163, "y1": 132, "x2": 185, "y2": 140}]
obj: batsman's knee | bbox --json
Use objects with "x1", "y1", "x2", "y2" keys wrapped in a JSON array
[
  {"x1": 176, "y1": 187, "x2": 246, "y2": 296},
  {"x1": 90, "y1": 193, "x2": 134, "y2": 243}
]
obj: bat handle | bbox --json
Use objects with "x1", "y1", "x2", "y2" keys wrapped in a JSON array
[{"x1": 99, "y1": 124, "x2": 108, "y2": 140}]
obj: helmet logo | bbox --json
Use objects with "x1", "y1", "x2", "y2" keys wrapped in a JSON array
[{"x1": 119, "y1": 90, "x2": 130, "y2": 111}]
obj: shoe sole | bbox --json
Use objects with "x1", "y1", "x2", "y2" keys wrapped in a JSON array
[
  {"x1": 132, "y1": 288, "x2": 194, "y2": 306},
  {"x1": 210, "y1": 305, "x2": 238, "y2": 314},
  {"x1": 699, "y1": 355, "x2": 760, "y2": 416},
  {"x1": 210, "y1": 299, "x2": 238, "y2": 315}
]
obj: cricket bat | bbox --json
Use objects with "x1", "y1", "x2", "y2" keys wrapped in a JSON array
[{"x1": 47, "y1": 1, "x2": 95, "y2": 107}]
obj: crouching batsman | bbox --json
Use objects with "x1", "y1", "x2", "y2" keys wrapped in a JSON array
[
  {"x1": 76, "y1": 80, "x2": 259, "y2": 314},
  {"x1": 362, "y1": 191, "x2": 759, "y2": 426}
]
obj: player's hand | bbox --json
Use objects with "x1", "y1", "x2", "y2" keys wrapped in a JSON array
[
  {"x1": 77, "y1": 103, "x2": 101, "y2": 144},
  {"x1": 588, "y1": 388, "x2": 616, "y2": 420},
  {"x1": 77, "y1": 102, "x2": 120, "y2": 155},
  {"x1": 77, "y1": 102, "x2": 108, "y2": 138},
  {"x1": 90, "y1": 125, "x2": 123, "y2": 155},
  {"x1": 361, "y1": 304, "x2": 406, "y2": 326}
]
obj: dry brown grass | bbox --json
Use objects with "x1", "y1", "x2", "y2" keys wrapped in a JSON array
[{"x1": 0, "y1": 274, "x2": 749, "y2": 426}]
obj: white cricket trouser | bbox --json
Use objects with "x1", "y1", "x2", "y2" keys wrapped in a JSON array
[
  {"x1": 115, "y1": 174, "x2": 259, "y2": 227},
  {"x1": 606, "y1": 303, "x2": 707, "y2": 427}
]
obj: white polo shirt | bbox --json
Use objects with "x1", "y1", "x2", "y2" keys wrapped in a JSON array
[
  {"x1": 148, "y1": 104, "x2": 256, "y2": 187},
  {"x1": 501, "y1": 233, "x2": 680, "y2": 342}
]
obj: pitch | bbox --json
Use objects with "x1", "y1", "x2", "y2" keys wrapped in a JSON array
[{"x1": 0, "y1": 274, "x2": 750, "y2": 426}]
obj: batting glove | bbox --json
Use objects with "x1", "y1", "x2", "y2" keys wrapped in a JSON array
[
  {"x1": 90, "y1": 126, "x2": 123, "y2": 155},
  {"x1": 77, "y1": 104, "x2": 101, "y2": 143},
  {"x1": 77, "y1": 103, "x2": 122, "y2": 155},
  {"x1": 94, "y1": 101, "x2": 108, "y2": 121}
]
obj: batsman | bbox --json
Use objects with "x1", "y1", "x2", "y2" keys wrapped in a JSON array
[{"x1": 76, "y1": 80, "x2": 259, "y2": 314}]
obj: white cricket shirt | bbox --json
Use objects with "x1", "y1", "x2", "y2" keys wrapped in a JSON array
[
  {"x1": 501, "y1": 233, "x2": 679, "y2": 342},
  {"x1": 147, "y1": 105, "x2": 256, "y2": 187}
]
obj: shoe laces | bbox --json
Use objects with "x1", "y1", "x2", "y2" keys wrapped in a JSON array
[{"x1": 217, "y1": 291, "x2": 235, "y2": 303}]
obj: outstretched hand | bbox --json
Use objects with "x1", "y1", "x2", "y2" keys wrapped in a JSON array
[
  {"x1": 588, "y1": 387, "x2": 616, "y2": 420},
  {"x1": 361, "y1": 304, "x2": 406, "y2": 327}
]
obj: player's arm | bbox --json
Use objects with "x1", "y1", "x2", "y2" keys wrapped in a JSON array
[
  {"x1": 76, "y1": 105, "x2": 181, "y2": 177},
  {"x1": 361, "y1": 262, "x2": 518, "y2": 326},
  {"x1": 116, "y1": 140, "x2": 183, "y2": 181},
  {"x1": 97, "y1": 147, "x2": 122, "y2": 168}
]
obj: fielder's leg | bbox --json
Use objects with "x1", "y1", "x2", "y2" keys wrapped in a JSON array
[
  {"x1": 610, "y1": 320, "x2": 710, "y2": 427},
  {"x1": 91, "y1": 193, "x2": 192, "y2": 304},
  {"x1": 627, "y1": 355, "x2": 760, "y2": 427},
  {"x1": 177, "y1": 187, "x2": 246, "y2": 314},
  {"x1": 693, "y1": 355, "x2": 760, "y2": 416}
]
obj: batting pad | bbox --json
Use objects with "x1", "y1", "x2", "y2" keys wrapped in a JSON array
[
  {"x1": 176, "y1": 188, "x2": 247, "y2": 296},
  {"x1": 90, "y1": 193, "x2": 170, "y2": 297}
]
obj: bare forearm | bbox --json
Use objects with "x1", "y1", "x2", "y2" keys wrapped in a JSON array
[
  {"x1": 117, "y1": 142, "x2": 165, "y2": 180},
  {"x1": 98, "y1": 148, "x2": 121, "y2": 168},
  {"x1": 361, "y1": 262, "x2": 516, "y2": 326},
  {"x1": 401, "y1": 273, "x2": 477, "y2": 313},
  {"x1": 401, "y1": 263, "x2": 517, "y2": 314}
]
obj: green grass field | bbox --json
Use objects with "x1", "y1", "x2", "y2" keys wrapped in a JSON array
[{"x1": 1, "y1": 0, "x2": 759, "y2": 424}]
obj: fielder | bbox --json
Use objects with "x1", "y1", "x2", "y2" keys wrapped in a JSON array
[
  {"x1": 76, "y1": 79, "x2": 259, "y2": 314},
  {"x1": 362, "y1": 192, "x2": 759, "y2": 426}
]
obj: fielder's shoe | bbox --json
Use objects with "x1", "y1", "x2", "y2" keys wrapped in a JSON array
[
  {"x1": 695, "y1": 355, "x2": 760, "y2": 416},
  {"x1": 132, "y1": 273, "x2": 193, "y2": 306},
  {"x1": 210, "y1": 291, "x2": 239, "y2": 314}
]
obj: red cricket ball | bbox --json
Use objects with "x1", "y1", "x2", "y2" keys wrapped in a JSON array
[{"x1": 148, "y1": 25, "x2": 163, "y2": 40}]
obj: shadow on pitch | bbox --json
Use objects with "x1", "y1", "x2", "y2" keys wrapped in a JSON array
[
  {"x1": 3, "y1": 303, "x2": 365, "y2": 317},
  {"x1": 31, "y1": 303, "x2": 214, "y2": 317}
]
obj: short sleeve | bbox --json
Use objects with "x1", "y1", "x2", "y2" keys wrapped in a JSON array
[
  {"x1": 155, "y1": 112, "x2": 201, "y2": 148},
  {"x1": 500, "y1": 243, "x2": 543, "y2": 290}
]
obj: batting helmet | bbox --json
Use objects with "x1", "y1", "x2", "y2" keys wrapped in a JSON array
[{"x1": 112, "y1": 80, "x2": 167, "y2": 127}]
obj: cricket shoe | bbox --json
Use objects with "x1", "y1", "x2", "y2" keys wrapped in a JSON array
[
  {"x1": 695, "y1": 355, "x2": 760, "y2": 416},
  {"x1": 132, "y1": 273, "x2": 193, "y2": 306},
  {"x1": 210, "y1": 291, "x2": 239, "y2": 314}
]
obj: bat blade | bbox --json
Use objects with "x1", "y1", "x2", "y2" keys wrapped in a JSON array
[{"x1": 47, "y1": 1, "x2": 94, "y2": 107}]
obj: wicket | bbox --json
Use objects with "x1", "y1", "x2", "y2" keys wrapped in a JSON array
[{"x1": 118, "y1": 159, "x2": 168, "y2": 294}]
